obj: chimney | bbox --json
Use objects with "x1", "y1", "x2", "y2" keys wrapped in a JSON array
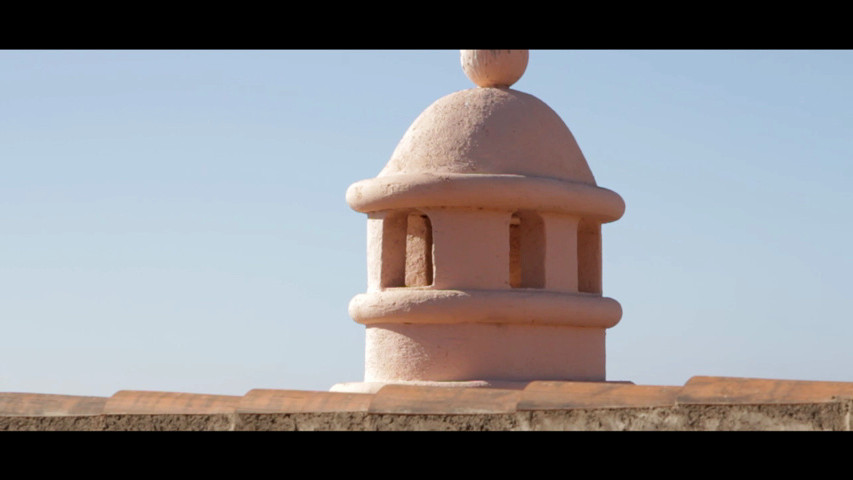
[{"x1": 333, "y1": 50, "x2": 625, "y2": 393}]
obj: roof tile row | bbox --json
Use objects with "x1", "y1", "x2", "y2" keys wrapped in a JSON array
[{"x1": 3, "y1": 376, "x2": 853, "y2": 417}]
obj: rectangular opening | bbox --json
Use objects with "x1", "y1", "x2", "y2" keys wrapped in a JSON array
[
  {"x1": 510, "y1": 212, "x2": 545, "y2": 289},
  {"x1": 509, "y1": 216, "x2": 521, "y2": 288}
]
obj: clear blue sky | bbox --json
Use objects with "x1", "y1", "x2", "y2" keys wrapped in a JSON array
[{"x1": 2, "y1": 50, "x2": 852, "y2": 396}]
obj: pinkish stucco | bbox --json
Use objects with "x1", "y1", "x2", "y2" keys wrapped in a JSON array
[
  {"x1": 334, "y1": 50, "x2": 624, "y2": 393},
  {"x1": 377, "y1": 88, "x2": 597, "y2": 184},
  {"x1": 460, "y1": 49, "x2": 529, "y2": 88}
]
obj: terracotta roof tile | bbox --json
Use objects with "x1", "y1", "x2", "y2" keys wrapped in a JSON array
[
  {"x1": 104, "y1": 391, "x2": 240, "y2": 414},
  {"x1": 0, "y1": 393, "x2": 107, "y2": 416},
  {"x1": 369, "y1": 385, "x2": 521, "y2": 414},
  {"x1": 678, "y1": 376, "x2": 853, "y2": 405},
  {"x1": 6, "y1": 374, "x2": 853, "y2": 429},
  {"x1": 238, "y1": 389, "x2": 373, "y2": 413},
  {"x1": 519, "y1": 381, "x2": 681, "y2": 410}
]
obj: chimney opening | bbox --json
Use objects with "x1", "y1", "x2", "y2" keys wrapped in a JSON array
[{"x1": 509, "y1": 211, "x2": 545, "y2": 289}]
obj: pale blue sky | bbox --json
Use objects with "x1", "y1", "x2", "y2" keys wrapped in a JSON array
[{"x1": 2, "y1": 50, "x2": 852, "y2": 396}]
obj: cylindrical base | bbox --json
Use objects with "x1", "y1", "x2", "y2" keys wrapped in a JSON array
[
  {"x1": 364, "y1": 323, "x2": 606, "y2": 383},
  {"x1": 330, "y1": 379, "x2": 533, "y2": 394}
]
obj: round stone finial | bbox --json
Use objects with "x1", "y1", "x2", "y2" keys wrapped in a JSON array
[{"x1": 460, "y1": 50, "x2": 529, "y2": 88}]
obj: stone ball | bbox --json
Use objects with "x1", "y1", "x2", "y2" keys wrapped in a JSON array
[{"x1": 460, "y1": 50, "x2": 529, "y2": 88}]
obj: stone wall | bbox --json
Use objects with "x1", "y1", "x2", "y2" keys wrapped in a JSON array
[{"x1": 4, "y1": 377, "x2": 853, "y2": 431}]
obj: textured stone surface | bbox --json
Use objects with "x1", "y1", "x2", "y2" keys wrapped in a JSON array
[
  {"x1": 529, "y1": 407, "x2": 685, "y2": 431},
  {"x1": 101, "y1": 414, "x2": 234, "y2": 431},
  {"x1": 680, "y1": 403, "x2": 848, "y2": 431},
  {"x1": 0, "y1": 415, "x2": 104, "y2": 431},
  {"x1": 369, "y1": 413, "x2": 529, "y2": 431},
  {"x1": 236, "y1": 412, "x2": 370, "y2": 432}
]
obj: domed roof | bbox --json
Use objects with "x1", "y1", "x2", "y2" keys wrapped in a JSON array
[
  {"x1": 379, "y1": 87, "x2": 597, "y2": 185},
  {"x1": 347, "y1": 51, "x2": 623, "y2": 223}
]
